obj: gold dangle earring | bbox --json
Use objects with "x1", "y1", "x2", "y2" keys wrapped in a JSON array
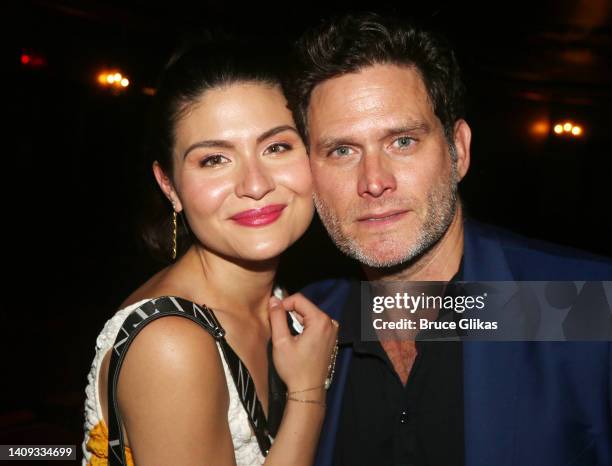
[{"x1": 171, "y1": 201, "x2": 177, "y2": 260}]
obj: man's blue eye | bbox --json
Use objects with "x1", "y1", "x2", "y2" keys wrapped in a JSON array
[
  {"x1": 394, "y1": 137, "x2": 414, "y2": 148},
  {"x1": 332, "y1": 146, "x2": 353, "y2": 157}
]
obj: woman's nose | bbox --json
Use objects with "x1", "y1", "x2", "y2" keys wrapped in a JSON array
[{"x1": 235, "y1": 158, "x2": 275, "y2": 200}]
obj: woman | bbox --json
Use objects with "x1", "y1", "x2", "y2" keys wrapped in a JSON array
[{"x1": 82, "y1": 37, "x2": 338, "y2": 466}]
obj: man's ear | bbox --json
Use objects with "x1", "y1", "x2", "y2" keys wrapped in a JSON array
[
  {"x1": 152, "y1": 161, "x2": 183, "y2": 212},
  {"x1": 453, "y1": 119, "x2": 471, "y2": 181}
]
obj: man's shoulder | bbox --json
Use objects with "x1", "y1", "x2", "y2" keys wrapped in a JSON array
[
  {"x1": 301, "y1": 278, "x2": 355, "y2": 318},
  {"x1": 467, "y1": 219, "x2": 612, "y2": 280}
]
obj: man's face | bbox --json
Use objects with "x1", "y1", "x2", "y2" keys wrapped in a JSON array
[{"x1": 307, "y1": 64, "x2": 468, "y2": 268}]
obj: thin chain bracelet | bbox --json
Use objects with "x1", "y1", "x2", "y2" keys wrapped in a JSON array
[
  {"x1": 287, "y1": 385, "x2": 326, "y2": 395},
  {"x1": 286, "y1": 395, "x2": 326, "y2": 407}
]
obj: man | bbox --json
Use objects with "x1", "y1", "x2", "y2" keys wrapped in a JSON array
[{"x1": 284, "y1": 13, "x2": 612, "y2": 466}]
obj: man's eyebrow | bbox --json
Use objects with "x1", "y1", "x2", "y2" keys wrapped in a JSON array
[
  {"x1": 382, "y1": 122, "x2": 431, "y2": 139},
  {"x1": 315, "y1": 136, "x2": 356, "y2": 154},
  {"x1": 315, "y1": 122, "x2": 431, "y2": 154},
  {"x1": 182, "y1": 125, "x2": 298, "y2": 160}
]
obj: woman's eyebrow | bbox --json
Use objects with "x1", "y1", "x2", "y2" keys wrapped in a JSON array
[
  {"x1": 256, "y1": 125, "x2": 298, "y2": 143},
  {"x1": 182, "y1": 139, "x2": 234, "y2": 159}
]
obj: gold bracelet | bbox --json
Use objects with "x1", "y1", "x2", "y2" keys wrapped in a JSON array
[
  {"x1": 325, "y1": 338, "x2": 339, "y2": 390},
  {"x1": 287, "y1": 385, "x2": 326, "y2": 395},
  {"x1": 286, "y1": 395, "x2": 326, "y2": 407}
]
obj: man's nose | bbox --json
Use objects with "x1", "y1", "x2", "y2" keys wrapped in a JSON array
[
  {"x1": 235, "y1": 158, "x2": 275, "y2": 200},
  {"x1": 357, "y1": 152, "x2": 397, "y2": 198}
]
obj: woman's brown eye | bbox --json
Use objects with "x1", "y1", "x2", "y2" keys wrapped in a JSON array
[
  {"x1": 265, "y1": 143, "x2": 291, "y2": 154},
  {"x1": 200, "y1": 155, "x2": 229, "y2": 167}
]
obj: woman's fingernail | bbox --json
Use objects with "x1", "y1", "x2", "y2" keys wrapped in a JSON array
[{"x1": 269, "y1": 296, "x2": 281, "y2": 308}]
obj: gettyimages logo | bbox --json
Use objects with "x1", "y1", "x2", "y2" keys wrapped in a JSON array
[
  {"x1": 372, "y1": 292, "x2": 487, "y2": 314},
  {"x1": 360, "y1": 281, "x2": 612, "y2": 342}
]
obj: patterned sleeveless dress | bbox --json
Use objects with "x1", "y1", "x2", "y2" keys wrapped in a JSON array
[{"x1": 82, "y1": 296, "x2": 281, "y2": 465}]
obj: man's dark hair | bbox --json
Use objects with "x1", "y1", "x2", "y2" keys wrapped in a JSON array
[{"x1": 284, "y1": 12, "x2": 465, "y2": 147}]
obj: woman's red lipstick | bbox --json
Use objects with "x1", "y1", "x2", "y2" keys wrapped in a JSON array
[{"x1": 230, "y1": 204, "x2": 287, "y2": 227}]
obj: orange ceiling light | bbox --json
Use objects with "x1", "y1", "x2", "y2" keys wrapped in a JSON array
[
  {"x1": 97, "y1": 70, "x2": 130, "y2": 90},
  {"x1": 553, "y1": 121, "x2": 584, "y2": 138}
]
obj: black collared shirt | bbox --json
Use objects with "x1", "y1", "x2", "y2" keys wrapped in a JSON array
[{"x1": 333, "y1": 267, "x2": 465, "y2": 466}]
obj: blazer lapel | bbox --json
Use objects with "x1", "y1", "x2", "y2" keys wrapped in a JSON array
[
  {"x1": 314, "y1": 345, "x2": 353, "y2": 466},
  {"x1": 303, "y1": 279, "x2": 354, "y2": 466},
  {"x1": 462, "y1": 220, "x2": 520, "y2": 466}
]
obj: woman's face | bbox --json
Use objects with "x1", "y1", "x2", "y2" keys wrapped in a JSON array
[{"x1": 165, "y1": 82, "x2": 313, "y2": 262}]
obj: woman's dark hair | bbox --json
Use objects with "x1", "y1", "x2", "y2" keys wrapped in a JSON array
[
  {"x1": 283, "y1": 12, "x2": 465, "y2": 147},
  {"x1": 140, "y1": 35, "x2": 286, "y2": 263}
]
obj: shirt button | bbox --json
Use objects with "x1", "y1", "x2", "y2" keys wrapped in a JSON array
[{"x1": 400, "y1": 410, "x2": 408, "y2": 424}]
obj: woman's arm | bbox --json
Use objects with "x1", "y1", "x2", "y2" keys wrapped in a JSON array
[
  {"x1": 263, "y1": 388, "x2": 326, "y2": 466},
  {"x1": 264, "y1": 294, "x2": 338, "y2": 466},
  {"x1": 118, "y1": 316, "x2": 236, "y2": 466}
]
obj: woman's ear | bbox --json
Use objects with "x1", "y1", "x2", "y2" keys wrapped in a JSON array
[{"x1": 152, "y1": 161, "x2": 183, "y2": 212}]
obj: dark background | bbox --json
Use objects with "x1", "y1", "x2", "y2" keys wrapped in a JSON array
[{"x1": 5, "y1": 0, "x2": 612, "y2": 461}]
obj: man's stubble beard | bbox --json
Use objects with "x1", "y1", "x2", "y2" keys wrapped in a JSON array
[{"x1": 313, "y1": 158, "x2": 459, "y2": 269}]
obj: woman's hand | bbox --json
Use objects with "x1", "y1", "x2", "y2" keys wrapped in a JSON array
[{"x1": 268, "y1": 293, "x2": 339, "y2": 393}]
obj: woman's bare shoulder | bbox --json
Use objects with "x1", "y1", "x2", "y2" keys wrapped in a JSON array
[
  {"x1": 121, "y1": 315, "x2": 224, "y2": 373},
  {"x1": 98, "y1": 312, "x2": 230, "y2": 442},
  {"x1": 118, "y1": 315, "x2": 229, "y2": 418},
  {"x1": 114, "y1": 315, "x2": 233, "y2": 463}
]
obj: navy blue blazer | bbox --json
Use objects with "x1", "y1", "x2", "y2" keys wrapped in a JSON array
[{"x1": 303, "y1": 219, "x2": 612, "y2": 466}]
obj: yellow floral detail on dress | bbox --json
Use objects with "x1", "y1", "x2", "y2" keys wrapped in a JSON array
[{"x1": 85, "y1": 420, "x2": 134, "y2": 466}]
